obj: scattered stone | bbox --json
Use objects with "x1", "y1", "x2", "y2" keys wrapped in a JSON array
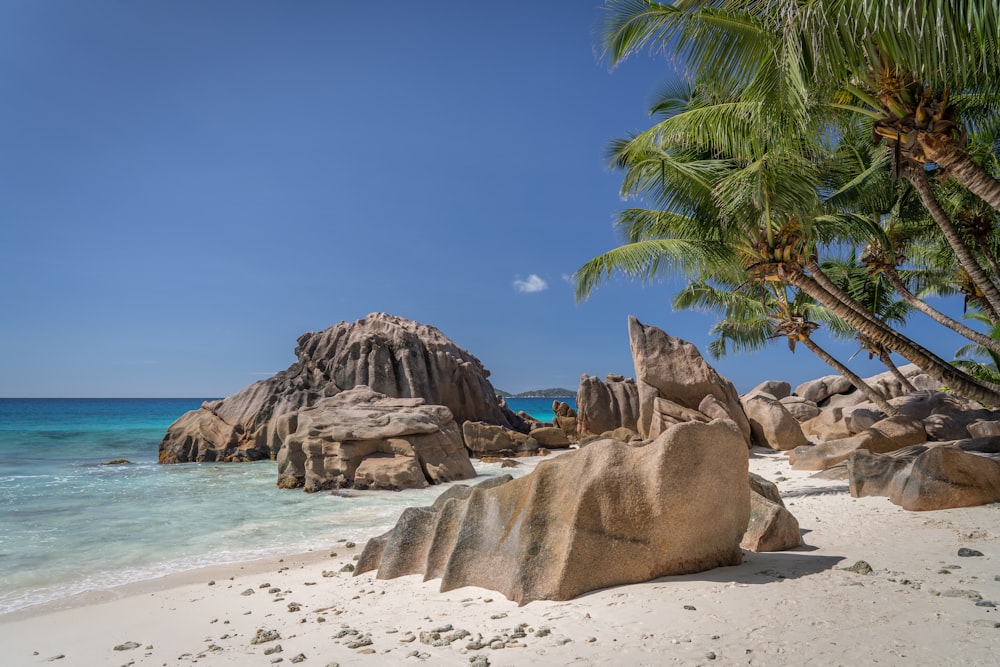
[
  {"x1": 46, "y1": 656, "x2": 65, "y2": 662},
  {"x1": 959, "y1": 548, "x2": 985, "y2": 557},
  {"x1": 113, "y1": 642, "x2": 141, "y2": 651},
  {"x1": 288, "y1": 602, "x2": 301, "y2": 612},
  {"x1": 346, "y1": 635, "x2": 372, "y2": 649},
  {"x1": 207, "y1": 580, "x2": 215, "y2": 586},
  {"x1": 976, "y1": 600, "x2": 997, "y2": 607},
  {"x1": 345, "y1": 542, "x2": 356, "y2": 549},
  {"x1": 250, "y1": 629, "x2": 281, "y2": 645},
  {"x1": 842, "y1": 560, "x2": 873, "y2": 575},
  {"x1": 264, "y1": 645, "x2": 283, "y2": 656},
  {"x1": 941, "y1": 589, "x2": 983, "y2": 601},
  {"x1": 340, "y1": 564, "x2": 355, "y2": 573},
  {"x1": 469, "y1": 655, "x2": 490, "y2": 667},
  {"x1": 241, "y1": 588, "x2": 255, "y2": 596},
  {"x1": 972, "y1": 620, "x2": 1000, "y2": 628},
  {"x1": 683, "y1": 605, "x2": 697, "y2": 611},
  {"x1": 534, "y1": 627, "x2": 551, "y2": 637},
  {"x1": 290, "y1": 654, "x2": 307, "y2": 664},
  {"x1": 489, "y1": 613, "x2": 507, "y2": 620},
  {"x1": 445, "y1": 630, "x2": 471, "y2": 644},
  {"x1": 706, "y1": 652, "x2": 717, "y2": 660},
  {"x1": 260, "y1": 582, "x2": 272, "y2": 588},
  {"x1": 269, "y1": 587, "x2": 282, "y2": 594}
]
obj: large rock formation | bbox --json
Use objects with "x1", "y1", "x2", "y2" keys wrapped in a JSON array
[
  {"x1": 355, "y1": 419, "x2": 750, "y2": 605},
  {"x1": 575, "y1": 373, "x2": 640, "y2": 436},
  {"x1": 848, "y1": 443, "x2": 1000, "y2": 511},
  {"x1": 274, "y1": 386, "x2": 475, "y2": 492},
  {"x1": 159, "y1": 313, "x2": 524, "y2": 463},
  {"x1": 628, "y1": 317, "x2": 752, "y2": 445}
]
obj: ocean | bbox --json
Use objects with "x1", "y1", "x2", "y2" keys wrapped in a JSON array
[{"x1": 0, "y1": 396, "x2": 574, "y2": 615}]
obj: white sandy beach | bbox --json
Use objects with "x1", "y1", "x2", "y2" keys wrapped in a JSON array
[{"x1": 2, "y1": 449, "x2": 999, "y2": 666}]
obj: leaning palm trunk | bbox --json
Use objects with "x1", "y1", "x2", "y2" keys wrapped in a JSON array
[
  {"x1": 877, "y1": 348, "x2": 917, "y2": 394},
  {"x1": 976, "y1": 237, "x2": 1000, "y2": 282},
  {"x1": 883, "y1": 265, "x2": 1000, "y2": 356},
  {"x1": 908, "y1": 167, "x2": 1000, "y2": 321},
  {"x1": 788, "y1": 270, "x2": 1000, "y2": 405},
  {"x1": 918, "y1": 133, "x2": 1000, "y2": 214},
  {"x1": 799, "y1": 337, "x2": 898, "y2": 416}
]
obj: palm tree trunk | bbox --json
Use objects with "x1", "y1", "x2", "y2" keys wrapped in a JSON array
[
  {"x1": 907, "y1": 166, "x2": 1000, "y2": 320},
  {"x1": 918, "y1": 132, "x2": 1000, "y2": 213},
  {"x1": 788, "y1": 270, "x2": 1000, "y2": 405},
  {"x1": 976, "y1": 237, "x2": 1000, "y2": 285},
  {"x1": 877, "y1": 347, "x2": 917, "y2": 394},
  {"x1": 805, "y1": 258, "x2": 904, "y2": 336},
  {"x1": 799, "y1": 337, "x2": 898, "y2": 416},
  {"x1": 883, "y1": 265, "x2": 1000, "y2": 356}
]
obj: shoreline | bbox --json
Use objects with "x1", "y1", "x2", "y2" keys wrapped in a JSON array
[{"x1": 2, "y1": 449, "x2": 998, "y2": 665}]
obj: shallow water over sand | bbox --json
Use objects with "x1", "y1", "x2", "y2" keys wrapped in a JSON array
[{"x1": 0, "y1": 398, "x2": 566, "y2": 614}]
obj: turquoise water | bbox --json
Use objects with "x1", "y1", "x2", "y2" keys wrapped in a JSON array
[
  {"x1": 505, "y1": 396, "x2": 575, "y2": 424},
  {"x1": 0, "y1": 397, "x2": 569, "y2": 615}
]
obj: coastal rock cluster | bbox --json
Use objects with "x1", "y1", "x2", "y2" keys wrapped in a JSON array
[
  {"x1": 159, "y1": 313, "x2": 524, "y2": 489},
  {"x1": 356, "y1": 419, "x2": 751, "y2": 605},
  {"x1": 743, "y1": 368, "x2": 1000, "y2": 511},
  {"x1": 566, "y1": 321, "x2": 1000, "y2": 512}
]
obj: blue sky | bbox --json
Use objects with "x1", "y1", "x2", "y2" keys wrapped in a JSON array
[{"x1": 0, "y1": 1, "x2": 973, "y2": 398}]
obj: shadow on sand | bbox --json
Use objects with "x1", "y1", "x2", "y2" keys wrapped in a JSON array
[{"x1": 649, "y1": 548, "x2": 845, "y2": 587}]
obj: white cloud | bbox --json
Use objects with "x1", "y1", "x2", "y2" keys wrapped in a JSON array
[{"x1": 513, "y1": 274, "x2": 548, "y2": 293}]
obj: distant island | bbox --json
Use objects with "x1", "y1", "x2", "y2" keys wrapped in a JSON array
[{"x1": 495, "y1": 388, "x2": 576, "y2": 398}]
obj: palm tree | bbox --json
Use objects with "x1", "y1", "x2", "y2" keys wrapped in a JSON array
[
  {"x1": 588, "y1": 0, "x2": 1000, "y2": 404},
  {"x1": 824, "y1": 121, "x2": 1000, "y2": 352},
  {"x1": 601, "y1": 0, "x2": 1000, "y2": 316},
  {"x1": 577, "y1": 74, "x2": 1000, "y2": 405},
  {"x1": 795, "y1": 1, "x2": 1000, "y2": 210}
]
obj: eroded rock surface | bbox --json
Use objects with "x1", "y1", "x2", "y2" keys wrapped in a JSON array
[
  {"x1": 576, "y1": 374, "x2": 640, "y2": 437},
  {"x1": 629, "y1": 317, "x2": 752, "y2": 445},
  {"x1": 355, "y1": 419, "x2": 750, "y2": 605},
  {"x1": 276, "y1": 386, "x2": 475, "y2": 492}
]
